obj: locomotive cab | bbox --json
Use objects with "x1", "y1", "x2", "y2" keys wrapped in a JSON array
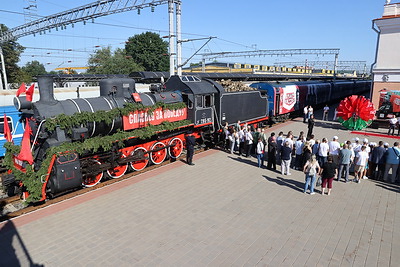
[{"x1": 164, "y1": 75, "x2": 221, "y2": 128}]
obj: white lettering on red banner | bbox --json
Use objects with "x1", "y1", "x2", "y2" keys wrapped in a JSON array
[{"x1": 123, "y1": 107, "x2": 187, "y2": 130}]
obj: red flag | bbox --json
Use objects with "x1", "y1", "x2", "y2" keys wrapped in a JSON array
[
  {"x1": 16, "y1": 83, "x2": 26, "y2": 97},
  {"x1": 3, "y1": 113, "x2": 12, "y2": 142},
  {"x1": 26, "y1": 84, "x2": 35, "y2": 102},
  {"x1": 17, "y1": 120, "x2": 33, "y2": 165}
]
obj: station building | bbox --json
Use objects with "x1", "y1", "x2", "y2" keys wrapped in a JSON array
[{"x1": 371, "y1": 2, "x2": 400, "y2": 115}]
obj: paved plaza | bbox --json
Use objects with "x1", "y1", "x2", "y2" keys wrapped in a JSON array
[{"x1": 0, "y1": 118, "x2": 399, "y2": 266}]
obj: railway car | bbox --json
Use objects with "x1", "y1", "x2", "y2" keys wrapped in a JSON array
[
  {"x1": 330, "y1": 81, "x2": 354, "y2": 101},
  {"x1": 0, "y1": 105, "x2": 24, "y2": 159},
  {"x1": 249, "y1": 80, "x2": 371, "y2": 122},
  {"x1": 1, "y1": 92, "x2": 29, "y2": 160},
  {"x1": 306, "y1": 81, "x2": 332, "y2": 106},
  {"x1": 248, "y1": 82, "x2": 299, "y2": 122},
  {"x1": 353, "y1": 80, "x2": 372, "y2": 95},
  {"x1": 2, "y1": 75, "x2": 269, "y2": 201}
]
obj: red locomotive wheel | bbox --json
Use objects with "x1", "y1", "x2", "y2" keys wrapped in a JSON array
[
  {"x1": 129, "y1": 147, "x2": 149, "y2": 171},
  {"x1": 82, "y1": 160, "x2": 103, "y2": 187},
  {"x1": 106, "y1": 154, "x2": 128, "y2": 179},
  {"x1": 168, "y1": 137, "x2": 183, "y2": 159},
  {"x1": 150, "y1": 142, "x2": 167, "y2": 165}
]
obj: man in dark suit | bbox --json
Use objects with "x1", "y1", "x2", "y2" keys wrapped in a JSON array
[
  {"x1": 370, "y1": 141, "x2": 387, "y2": 180},
  {"x1": 185, "y1": 131, "x2": 196, "y2": 165},
  {"x1": 307, "y1": 114, "x2": 315, "y2": 138}
]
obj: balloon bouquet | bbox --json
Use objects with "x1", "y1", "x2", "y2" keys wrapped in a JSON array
[{"x1": 336, "y1": 95, "x2": 376, "y2": 130}]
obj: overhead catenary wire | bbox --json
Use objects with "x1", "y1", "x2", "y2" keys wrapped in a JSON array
[
  {"x1": 3, "y1": 1, "x2": 260, "y2": 66},
  {"x1": 8, "y1": 1, "x2": 325, "y2": 74}
]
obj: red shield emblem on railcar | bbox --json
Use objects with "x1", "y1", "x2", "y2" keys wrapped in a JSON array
[
  {"x1": 285, "y1": 92, "x2": 295, "y2": 106},
  {"x1": 279, "y1": 85, "x2": 298, "y2": 114}
]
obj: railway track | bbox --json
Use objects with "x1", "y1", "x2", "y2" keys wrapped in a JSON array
[
  {"x1": 0, "y1": 147, "x2": 208, "y2": 223},
  {"x1": 0, "y1": 195, "x2": 20, "y2": 206}
]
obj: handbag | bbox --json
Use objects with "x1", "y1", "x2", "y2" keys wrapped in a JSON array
[{"x1": 316, "y1": 177, "x2": 322, "y2": 187}]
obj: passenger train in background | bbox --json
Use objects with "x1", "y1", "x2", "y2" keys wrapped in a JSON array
[
  {"x1": 0, "y1": 74, "x2": 370, "y2": 200},
  {"x1": 250, "y1": 80, "x2": 371, "y2": 122}
]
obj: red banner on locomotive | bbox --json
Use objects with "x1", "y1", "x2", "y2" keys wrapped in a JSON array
[{"x1": 123, "y1": 107, "x2": 187, "y2": 130}]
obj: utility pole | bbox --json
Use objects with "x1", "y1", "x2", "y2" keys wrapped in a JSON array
[
  {"x1": 176, "y1": 1, "x2": 182, "y2": 76},
  {"x1": 168, "y1": 0, "x2": 175, "y2": 76},
  {"x1": 0, "y1": 48, "x2": 3, "y2": 89},
  {"x1": 0, "y1": 46, "x2": 7, "y2": 89},
  {"x1": 333, "y1": 53, "x2": 339, "y2": 79}
]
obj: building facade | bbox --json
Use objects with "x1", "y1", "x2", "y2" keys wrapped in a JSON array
[{"x1": 371, "y1": 2, "x2": 400, "y2": 115}]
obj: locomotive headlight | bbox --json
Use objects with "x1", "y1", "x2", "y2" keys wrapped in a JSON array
[{"x1": 13, "y1": 96, "x2": 32, "y2": 111}]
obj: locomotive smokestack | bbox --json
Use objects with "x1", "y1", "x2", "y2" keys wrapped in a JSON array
[{"x1": 37, "y1": 75, "x2": 57, "y2": 104}]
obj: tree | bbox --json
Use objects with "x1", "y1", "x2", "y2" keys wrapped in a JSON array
[
  {"x1": 20, "y1": 60, "x2": 47, "y2": 82},
  {"x1": 0, "y1": 24, "x2": 25, "y2": 84},
  {"x1": 125, "y1": 32, "x2": 169, "y2": 72},
  {"x1": 87, "y1": 46, "x2": 143, "y2": 75}
]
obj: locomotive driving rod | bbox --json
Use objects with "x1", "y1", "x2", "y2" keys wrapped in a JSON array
[
  {"x1": 116, "y1": 143, "x2": 178, "y2": 165},
  {"x1": 82, "y1": 142, "x2": 181, "y2": 175}
]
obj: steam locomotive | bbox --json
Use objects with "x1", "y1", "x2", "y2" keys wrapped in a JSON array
[
  {"x1": 2, "y1": 75, "x2": 268, "y2": 200},
  {"x1": 1, "y1": 74, "x2": 370, "y2": 201}
]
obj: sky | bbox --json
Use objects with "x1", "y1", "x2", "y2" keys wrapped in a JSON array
[{"x1": 0, "y1": 0, "x2": 386, "y2": 73}]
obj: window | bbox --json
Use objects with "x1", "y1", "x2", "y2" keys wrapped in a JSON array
[
  {"x1": 183, "y1": 94, "x2": 193, "y2": 109},
  {"x1": 196, "y1": 95, "x2": 203, "y2": 108},
  {"x1": 0, "y1": 116, "x2": 13, "y2": 134},
  {"x1": 180, "y1": 76, "x2": 201, "y2": 82},
  {"x1": 204, "y1": 95, "x2": 213, "y2": 107}
]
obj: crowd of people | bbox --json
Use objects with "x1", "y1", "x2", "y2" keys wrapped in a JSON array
[{"x1": 223, "y1": 122, "x2": 400, "y2": 196}]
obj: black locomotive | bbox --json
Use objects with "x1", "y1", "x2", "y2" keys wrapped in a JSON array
[{"x1": 2, "y1": 75, "x2": 269, "y2": 201}]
